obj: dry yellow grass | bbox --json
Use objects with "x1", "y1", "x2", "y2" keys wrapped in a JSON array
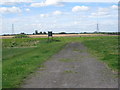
[{"x1": 1, "y1": 34, "x2": 115, "y2": 39}]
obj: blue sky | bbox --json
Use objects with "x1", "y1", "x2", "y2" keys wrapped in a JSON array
[{"x1": 0, "y1": 0, "x2": 118, "y2": 34}]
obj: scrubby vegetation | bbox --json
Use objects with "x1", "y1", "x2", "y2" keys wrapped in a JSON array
[{"x1": 13, "y1": 34, "x2": 29, "y2": 38}]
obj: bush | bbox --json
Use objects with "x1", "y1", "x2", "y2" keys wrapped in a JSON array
[
  {"x1": 59, "y1": 32, "x2": 66, "y2": 34},
  {"x1": 13, "y1": 34, "x2": 29, "y2": 38}
]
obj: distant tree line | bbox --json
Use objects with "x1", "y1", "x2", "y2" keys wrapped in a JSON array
[
  {"x1": 93, "y1": 32, "x2": 120, "y2": 35},
  {"x1": 33, "y1": 30, "x2": 47, "y2": 35},
  {"x1": 2, "y1": 31, "x2": 120, "y2": 36}
]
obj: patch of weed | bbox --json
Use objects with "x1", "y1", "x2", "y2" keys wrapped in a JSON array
[
  {"x1": 63, "y1": 70, "x2": 73, "y2": 73},
  {"x1": 59, "y1": 58, "x2": 73, "y2": 62}
]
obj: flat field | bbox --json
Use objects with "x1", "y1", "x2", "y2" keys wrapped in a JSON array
[
  {"x1": 2, "y1": 36, "x2": 119, "y2": 88},
  {"x1": 1, "y1": 34, "x2": 114, "y2": 39}
]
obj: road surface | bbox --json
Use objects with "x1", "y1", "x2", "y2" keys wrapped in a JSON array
[{"x1": 22, "y1": 42, "x2": 118, "y2": 88}]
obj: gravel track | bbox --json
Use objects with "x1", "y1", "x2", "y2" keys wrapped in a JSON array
[{"x1": 22, "y1": 42, "x2": 118, "y2": 88}]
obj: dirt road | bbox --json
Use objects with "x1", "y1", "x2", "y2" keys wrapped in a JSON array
[{"x1": 22, "y1": 42, "x2": 118, "y2": 88}]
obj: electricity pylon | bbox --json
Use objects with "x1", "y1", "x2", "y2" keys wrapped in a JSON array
[{"x1": 12, "y1": 24, "x2": 14, "y2": 35}]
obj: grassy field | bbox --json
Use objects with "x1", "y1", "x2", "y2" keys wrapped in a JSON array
[
  {"x1": 0, "y1": 61, "x2": 1, "y2": 89},
  {"x1": 1, "y1": 34, "x2": 113, "y2": 39},
  {"x1": 2, "y1": 36, "x2": 119, "y2": 88}
]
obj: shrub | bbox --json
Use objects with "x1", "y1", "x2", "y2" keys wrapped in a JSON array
[
  {"x1": 59, "y1": 32, "x2": 66, "y2": 34},
  {"x1": 13, "y1": 34, "x2": 29, "y2": 38}
]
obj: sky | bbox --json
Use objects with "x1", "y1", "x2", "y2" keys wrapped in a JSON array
[{"x1": 0, "y1": 0, "x2": 119, "y2": 34}]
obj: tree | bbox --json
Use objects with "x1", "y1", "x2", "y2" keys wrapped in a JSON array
[
  {"x1": 20, "y1": 32, "x2": 25, "y2": 35},
  {"x1": 59, "y1": 32, "x2": 66, "y2": 34},
  {"x1": 35, "y1": 30, "x2": 38, "y2": 35},
  {"x1": 40, "y1": 32, "x2": 42, "y2": 34},
  {"x1": 43, "y1": 32, "x2": 47, "y2": 34}
]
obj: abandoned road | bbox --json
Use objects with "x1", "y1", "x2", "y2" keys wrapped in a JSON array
[{"x1": 21, "y1": 42, "x2": 118, "y2": 88}]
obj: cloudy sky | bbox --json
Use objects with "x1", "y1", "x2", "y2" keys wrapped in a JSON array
[{"x1": 0, "y1": 0, "x2": 119, "y2": 34}]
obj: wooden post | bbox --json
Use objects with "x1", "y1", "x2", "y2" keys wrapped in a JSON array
[
  {"x1": 48, "y1": 35, "x2": 49, "y2": 42},
  {"x1": 48, "y1": 31, "x2": 53, "y2": 42}
]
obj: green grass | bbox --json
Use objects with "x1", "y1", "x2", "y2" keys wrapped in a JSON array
[
  {"x1": 82, "y1": 36, "x2": 119, "y2": 71},
  {"x1": 0, "y1": 39, "x2": 2, "y2": 89},
  {"x1": 63, "y1": 70, "x2": 78, "y2": 74},
  {"x1": 55, "y1": 36, "x2": 119, "y2": 71},
  {"x1": 14, "y1": 34, "x2": 29, "y2": 38},
  {"x1": 2, "y1": 38, "x2": 44, "y2": 48},
  {"x1": 2, "y1": 38, "x2": 66, "y2": 88},
  {"x1": 2, "y1": 36, "x2": 119, "y2": 88},
  {"x1": 59, "y1": 58, "x2": 73, "y2": 62},
  {"x1": 59, "y1": 58, "x2": 81, "y2": 62},
  {"x1": 63, "y1": 70, "x2": 74, "y2": 73}
]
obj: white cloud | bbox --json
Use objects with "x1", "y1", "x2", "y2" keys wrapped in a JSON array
[
  {"x1": 91, "y1": 7, "x2": 110, "y2": 17},
  {"x1": 30, "y1": 0, "x2": 63, "y2": 7},
  {"x1": 0, "y1": 0, "x2": 33, "y2": 5},
  {"x1": 25, "y1": 8, "x2": 30, "y2": 12},
  {"x1": 30, "y1": 2, "x2": 46, "y2": 7},
  {"x1": 45, "y1": 0, "x2": 63, "y2": 6},
  {"x1": 74, "y1": 21, "x2": 79, "y2": 25},
  {"x1": 1, "y1": 0, "x2": 118, "y2": 3},
  {"x1": 40, "y1": 14, "x2": 49, "y2": 18},
  {"x1": 111, "y1": 5, "x2": 118, "y2": 10},
  {"x1": 53, "y1": 10, "x2": 62, "y2": 15},
  {"x1": 1, "y1": 0, "x2": 33, "y2": 3},
  {"x1": 39, "y1": 11, "x2": 62, "y2": 18},
  {"x1": 98, "y1": 8, "x2": 109, "y2": 12},
  {"x1": 0, "y1": 0, "x2": 118, "y2": 5},
  {"x1": 0, "y1": 7, "x2": 21, "y2": 13},
  {"x1": 91, "y1": 12, "x2": 109, "y2": 16},
  {"x1": 72, "y1": 6, "x2": 89, "y2": 12},
  {"x1": 62, "y1": 0, "x2": 118, "y2": 2}
]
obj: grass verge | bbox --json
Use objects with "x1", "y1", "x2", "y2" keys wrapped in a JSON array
[
  {"x1": 82, "y1": 36, "x2": 119, "y2": 71},
  {"x1": 2, "y1": 38, "x2": 66, "y2": 88}
]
